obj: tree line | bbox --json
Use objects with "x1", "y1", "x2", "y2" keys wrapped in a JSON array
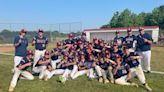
[{"x1": 101, "y1": 5, "x2": 164, "y2": 34}]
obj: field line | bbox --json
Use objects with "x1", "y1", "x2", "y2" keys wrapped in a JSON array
[
  {"x1": 1, "y1": 52, "x2": 164, "y2": 75},
  {"x1": 0, "y1": 52, "x2": 14, "y2": 56}
]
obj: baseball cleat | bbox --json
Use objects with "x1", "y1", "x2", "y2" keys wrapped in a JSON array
[
  {"x1": 104, "y1": 79, "x2": 109, "y2": 84},
  {"x1": 8, "y1": 85, "x2": 15, "y2": 92},
  {"x1": 98, "y1": 77, "x2": 103, "y2": 83},
  {"x1": 59, "y1": 75, "x2": 65, "y2": 84},
  {"x1": 144, "y1": 83, "x2": 152, "y2": 92},
  {"x1": 110, "y1": 79, "x2": 114, "y2": 84},
  {"x1": 44, "y1": 75, "x2": 48, "y2": 81},
  {"x1": 131, "y1": 83, "x2": 138, "y2": 88}
]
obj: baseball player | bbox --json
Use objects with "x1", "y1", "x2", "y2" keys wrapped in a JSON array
[
  {"x1": 32, "y1": 29, "x2": 48, "y2": 69},
  {"x1": 13, "y1": 29, "x2": 28, "y2": 71},
  {"x1": 123, "y1": 28, "x2": 137, "y2": 52},
  {"x1": 113, "y1": 30, "x2": 124, "y2": 50},
  {"x1": 94, "y1": 55, "x2": 116, "y2": 84},
  {"x1": 9, "y1": 50, "x2": 34, "y2": 92},
  {"x1": 71, "y1": 53, "x2": 90, "y2": 79},
  {"x1": 113, "y1": 55, "x2": 138, "y2": 87},
  {"x1": 136, "y1": 27, "x2": 153, "y2": 73},
  {"x1": 50, "y1": 42, "x2": 62, "y2": 70},
  {"x1": 33, "y1": 51, "x2": 52, "y2": 80},
  {"x1": 123, "y1": 46, "x2": 152, "y2": 91},
  {"x1": 110, "y1": 43, "x2": 123, "y2": 61},
  {"x1": 58, "y1": 51, "x2": 78, "y2": 83}
]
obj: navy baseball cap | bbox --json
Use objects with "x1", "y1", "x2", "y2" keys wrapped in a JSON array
[
  {"x1": 20, "y1": 29, "x2": 27, "y2": 34},
  {"x1": 115, "y1": 30, "x2": 120, "y2": 34},
  {"x1": 139, "y1": 27, "x2": 144, "y2": 31},
  {"x1": 38, "y1": 29, "x2": 44, "y2": 33}
]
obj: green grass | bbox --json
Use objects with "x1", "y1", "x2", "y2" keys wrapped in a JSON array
[{"x1": 0, "y1": 46, "x2": 164, "y2": 92}]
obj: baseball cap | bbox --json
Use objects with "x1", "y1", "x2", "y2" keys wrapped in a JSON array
[
  {"x1": 123, "y1": 46, "x2": 129, "y2": 50},
  {"x1": 20, "y1": 29, "x2": 27, "y2": 34},
  {"x1": 57, "y1": 42, "x2": 61, "y2": 46},
  {"x1": 113, "y1": 43, "x2": 118, "y2": 46},
  {"x1": 127, "y1": 28, "x2": 132, "y2": 32},
  {"x1": 38, "y1": 29, "x2": 44, "y2": 33},
  {"x1": 115, "y1": 54, "x2": 121, "y2": 59},
  {"x1": 27, "y1": 50, "x2": 33, "y2": 55},
  {"x1": 44, "y1": 51, "x2": 50, "y2": 55},
  {"x1": 82, "y1": 32, "x2": 86, "y2": 36},
  {"x1": 78, "y1": 41, "x2": 83, "y2": 44},
  {"x1": 115, "y1": 30, "x2": 120, "y2": 34},
  {"x1": 68, "y1": 33, "x2": 74, "y2": 38},
  {"x1": 139, "y1": 27, "x2": 144, "y2": 31}
]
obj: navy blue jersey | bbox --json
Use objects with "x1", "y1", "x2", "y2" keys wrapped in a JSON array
[
  {"x1": 35, "y1": 56, "x2": 50, "y2": 67},
  {"x1": 114, "y1": 62, "x2": 130, "y2": 79},
  {"x1": 78, "y1": 60, "x2": 88, "y2": 70},
  {"x1": 114, "y1": 36, "x2": 124, "y2": 49},
  {"x1": 97, "y1": 61, "x2": 110, "y2": 70},
  {"x1": 124, "y1": 35, "x2": 137, "y2": 48},
  {"x1": 93, "y1": 43, "x2": 102, "y2": 57},
  {"x1": 136, "y1": 33, "x2": 153, "y2": 51},
  {"x1": 14, "y1": 36, "x2": 28, "y2": 57},
  {"x1": 17, "y1": 57, "x2": 33, "y2": 71},
  {"x1": 33, "y1": 36, "x2": 48, "y2": 50},
  {"x1": 111, "y1": 50, "x2": 123, "y2": 61},
  {"x1": 51, "y1": 48, "x2": 59, "y2": 60},
  {"x1": 64, "y1": 39, "x2": 74, "y2": 44},
  {"x1": 123, "y1": 52, "x2": 140, "y2": 68}
]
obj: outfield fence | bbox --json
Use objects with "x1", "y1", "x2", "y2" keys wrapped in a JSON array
[{"x1": 0, "y1": 22, "x2": 82, "y2": 44}]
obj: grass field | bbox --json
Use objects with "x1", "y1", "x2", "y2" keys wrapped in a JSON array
[{"x1": 0, "y1": 46, "x2": 164, "y2": 92}]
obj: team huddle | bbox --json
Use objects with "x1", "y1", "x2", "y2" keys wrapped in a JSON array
[{"x1": 9, "y1": 27, "x2": 153, "y2": 92}]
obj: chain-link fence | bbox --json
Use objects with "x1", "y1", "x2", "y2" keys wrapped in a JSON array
[{"x1": 0, "y1": 22, "x2": 82, "y2": 44}]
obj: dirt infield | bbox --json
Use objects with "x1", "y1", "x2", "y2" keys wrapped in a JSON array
[{"x1": 0, "y1": 46, "x2": 14, "y2": 53}]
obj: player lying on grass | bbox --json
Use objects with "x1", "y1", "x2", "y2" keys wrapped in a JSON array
[{"x1": 9, "y1": 50, "x2": 34, "y2": 92}]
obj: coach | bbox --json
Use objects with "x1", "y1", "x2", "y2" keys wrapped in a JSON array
[
  {"x1": 32, "y1": 29, "x2": 48, "y2": 68},
  {"x1": 13, "y1": 29, "x2": 28, "y2": 71},
  {"x1": 136, "y1": 27, "x2": 153, "y2": 73}
]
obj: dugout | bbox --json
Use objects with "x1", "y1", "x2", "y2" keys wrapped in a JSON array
[{"x1": 84, "y1": 26, "x2": 159, "y2": 43}]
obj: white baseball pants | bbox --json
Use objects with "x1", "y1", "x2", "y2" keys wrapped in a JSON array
[
  {"x1": 130, "y1": 65, "x2": 146, "y2": 84},
  {"x1": 137, "y1": 50, "x2": 151, "y2": 71},
  {"x1": 10, "y1": 69, "x2": 34, "y2": 87}
]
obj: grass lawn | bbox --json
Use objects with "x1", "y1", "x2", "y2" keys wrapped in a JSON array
[{"x1": 0, "y1": 46, "x2": 164, "y2": 92}]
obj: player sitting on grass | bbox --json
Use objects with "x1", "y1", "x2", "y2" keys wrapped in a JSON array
[
  {"x1": 50, "y1": 42, "x2": 62, "y2": 70},
  {"x1": 33, "y1": 51, "x2": 52, "y2": 81},
  {"x1": 123, "y1": 46, "x2": 152, "y2": 91},
  {"x1": 9, "y1": 50, "x2": 34, "y2": 92},
  {"x1": 58, "y1": 51, "x2": 78, "y2": 83},
  {"x1": 71, "y1": 53, "x2": 90, "y2": 79}
]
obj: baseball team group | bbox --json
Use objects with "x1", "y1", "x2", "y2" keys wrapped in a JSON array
[{"x1": 8, "y1": 27, "x2": 153, "y2": 92}]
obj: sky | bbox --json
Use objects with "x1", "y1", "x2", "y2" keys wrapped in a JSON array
[{"x1": 0, "y1": 0, "x2": 163, "y2": 31}]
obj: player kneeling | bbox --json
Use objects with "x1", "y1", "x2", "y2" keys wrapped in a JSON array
[
  {"x1": 123, "y1": 47, "x2": 152, "y2": 91},
  {"x1": 9, "y1": 50, "x2": 34, "y2": 92},
  {"x1": 33, "y1": 51, "x2": 52, "y2": 81},
  {"x1": 113, "y1": 55, "x2": 138, "y2": 87}
]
